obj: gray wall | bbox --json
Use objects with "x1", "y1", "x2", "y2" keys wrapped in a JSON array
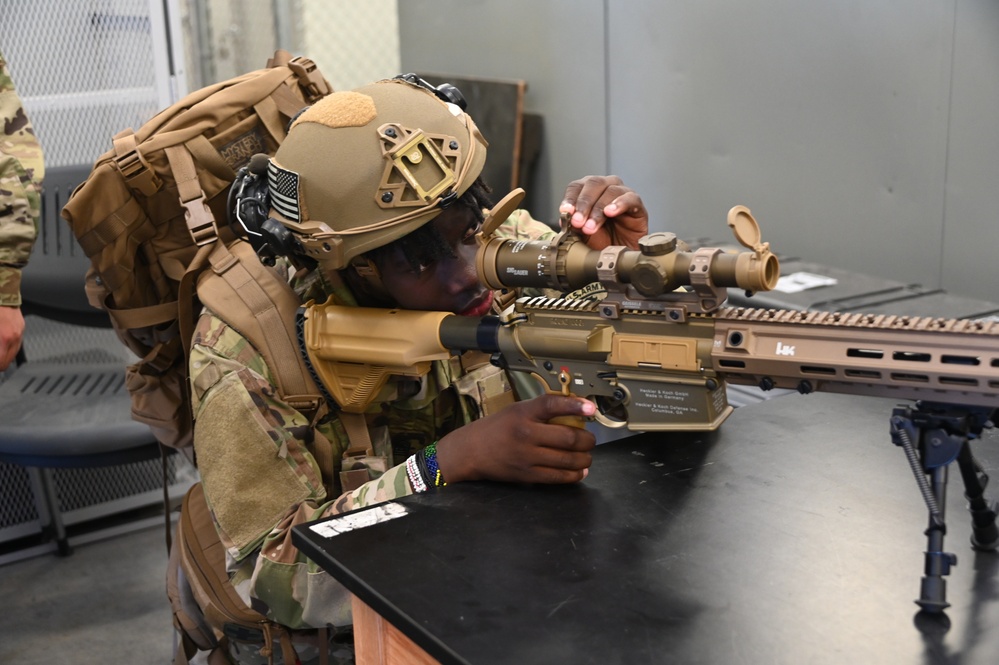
[
  {"x1": 399, "y1": 0, "x2": 608, "y2": 235},
  {"x1": 400, "y1": 0, "x2": 998, "y2": 302}
]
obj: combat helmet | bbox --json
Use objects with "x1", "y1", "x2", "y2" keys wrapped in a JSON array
[{"x1": 231, "y1": 75, "x2": 489, "y2": 274}]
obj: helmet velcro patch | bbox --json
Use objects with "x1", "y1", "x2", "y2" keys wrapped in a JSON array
[{"x1": 290, "y1": 91, "x2": 377, "y2": 130}]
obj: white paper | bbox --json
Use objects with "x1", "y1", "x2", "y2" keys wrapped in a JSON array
[
  {"x1": 773, "y1": 271, "x2": 838, "y2": 294},
  {"x1": 309, "y1": 502, "x2": 410, "y2": 539}
]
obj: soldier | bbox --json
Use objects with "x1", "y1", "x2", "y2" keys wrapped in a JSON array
[
  {"x1": 0, "y1": 50, "x2": 43, "y2": 371},
  {"x1": 185, "y1": 76, "x2": 648, "y2": 664}
]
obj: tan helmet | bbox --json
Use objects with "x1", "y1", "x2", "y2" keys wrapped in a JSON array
[{"x1": 265, "y1": 77, "x2": 489, "y2": 271}]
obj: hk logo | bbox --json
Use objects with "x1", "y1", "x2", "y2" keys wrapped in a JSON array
[{"x1": 776, "y1": 341, "x2": 796, "y2": 356}]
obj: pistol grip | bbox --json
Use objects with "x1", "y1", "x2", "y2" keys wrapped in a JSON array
[{"x1": 548, "y1": 414, "x2": 587, "y2": 429}]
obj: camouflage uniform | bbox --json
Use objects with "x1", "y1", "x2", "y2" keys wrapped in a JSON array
[
  {"x1": 0, "y1": 50, "x2": 43, "y2": 307},
  {"x1": 189, "y1": 210, "x2": 554, "y2": 664}
]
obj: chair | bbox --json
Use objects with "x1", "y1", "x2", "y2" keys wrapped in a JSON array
[
  {"x1": 416, "y1": 73, "x2": 543, "y2": 213},
  {"x1": 0, "y1": 165, "x2": 191, "y2": 560}
]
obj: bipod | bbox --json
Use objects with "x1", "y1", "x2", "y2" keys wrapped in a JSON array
[{"x1": 889, "y1": 402, "x2": 999, "y2": 614}]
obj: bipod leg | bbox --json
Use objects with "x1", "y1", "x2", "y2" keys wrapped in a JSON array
[
  {"x1": 954, "y1": 443, "x2": 999, "y2": 552},
  {"x1": 917, "y1": 464, "x2": 956, "y2": 613},
  {"x1": 890, "y1": 407, "x2": 962, "y2": 613}
]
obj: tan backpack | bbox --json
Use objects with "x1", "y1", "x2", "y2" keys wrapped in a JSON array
[
  {"x1": 61, "y1": 51, "x2": 334, "y2": 665},
  {"x1": 61, "y1": 49, "x2": 330, "y2": 452}
]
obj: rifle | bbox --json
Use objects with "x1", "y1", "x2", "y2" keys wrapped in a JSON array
[{"x1": 298, "y1": 191, "x2": 999, "y2": 615}]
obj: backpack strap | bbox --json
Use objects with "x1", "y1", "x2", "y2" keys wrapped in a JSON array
[
  {"x1": 185, "y1": 134, "x2": 238, "y2": 183},
  {"x1": 197, "y1": 241, "x2": 343, "y2": 489},
  {"x1": 340, "y1": 412, "x2": 374, "y2": 458},
  {"x1": 267, "y1": 49, "x2": 292, "y2": 68},
  {"x1": 198, "y1": 240, "x2": 324, "y2": 417},
  {"x1": 165, "y1": 144, "x2": 219, "y2": 247},
  {"x1": 112, "y1": 128, "x2": 161, "y2": 196}
]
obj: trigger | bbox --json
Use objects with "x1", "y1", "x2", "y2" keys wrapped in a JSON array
[{"x1": 549, "y1": 369, "x2": 586, "y2": 429}]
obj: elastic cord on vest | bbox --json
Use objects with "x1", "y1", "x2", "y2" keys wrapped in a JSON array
[{"x1": 296, "y1": 306, "x2": 342, "y2": 413}]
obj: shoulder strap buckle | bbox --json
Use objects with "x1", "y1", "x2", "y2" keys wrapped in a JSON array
[
  {"x1": 289, "y1": 56, "x2": 332, "y2": 101},
  {"x1": 114, "y1": 142, "x2": 162, "y2": 197},
  {"x1": 183, "y1": 193, "x2": 219, "y2": 246}
]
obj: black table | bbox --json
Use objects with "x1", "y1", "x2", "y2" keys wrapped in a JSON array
[{"x1": 292, "y1": 392, "x2": 999, "y2": 665}]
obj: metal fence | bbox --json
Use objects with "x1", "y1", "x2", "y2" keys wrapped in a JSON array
[{"x1": 0, "y1": 0, "x2": 399, "y2": 561}]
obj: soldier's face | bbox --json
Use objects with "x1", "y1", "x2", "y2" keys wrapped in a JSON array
[{"x1": 376, "y1": 206, "x2": 493, "y2": 316}]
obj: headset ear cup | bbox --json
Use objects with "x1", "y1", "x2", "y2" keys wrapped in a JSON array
[
  {"x1": 229, "y1": 156, "x2": 285, "y2": 262},
  {"x1": 261, "y1": 218, "x2": 302, "y2": 258}
]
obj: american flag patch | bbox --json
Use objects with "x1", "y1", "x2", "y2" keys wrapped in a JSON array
[{"x1": 268, "y1": 161, "x2": 301, "y2": 222}]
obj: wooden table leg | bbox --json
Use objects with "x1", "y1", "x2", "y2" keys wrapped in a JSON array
[{"x1": 351, "y1": 595, "x2": 440, "y2": 665}]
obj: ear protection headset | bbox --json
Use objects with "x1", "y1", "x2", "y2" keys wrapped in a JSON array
[{"x1": 228, "y1": 153, "x2": 313, "y2": 268}]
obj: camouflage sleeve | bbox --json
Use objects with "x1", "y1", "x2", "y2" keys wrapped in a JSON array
[
  {"x1": 0, "y1": 51, "x2": 44, "y2": 307},
  {"x1": 492, "y1": 208, "x2": 557, "y2": 242},
  {"x1": 189, "y1": 310, "x2": 418, "y2": 630}
]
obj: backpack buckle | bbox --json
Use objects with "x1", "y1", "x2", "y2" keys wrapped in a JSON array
[
  {"x1": 182, "y1": 193, "x2": 219, "y2": 246},
  {"x1": 116, "y1": 148, "x2": 161, "y2": 197},
  {"x1": 289, "y1": 56, "x2": 331, "y2": 101}
]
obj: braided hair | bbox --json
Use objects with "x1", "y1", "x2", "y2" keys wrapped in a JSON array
[{"x1": 369, "y1": 178, "x2": 494, "y2": 272}]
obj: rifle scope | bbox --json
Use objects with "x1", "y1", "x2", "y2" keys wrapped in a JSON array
[{"x1": 477, "y1": 207, "x2": 779, "y2": 298}]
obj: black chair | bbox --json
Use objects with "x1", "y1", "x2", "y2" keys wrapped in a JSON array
[{"x1": 0, "y1": 164, "x2": 170, "y2": 557}]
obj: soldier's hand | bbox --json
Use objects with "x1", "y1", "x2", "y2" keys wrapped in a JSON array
[
  {"x1": 435, "y1": 395, "x2": 597, "y2": 485},
  {"x1": 559, "y1": 175, "x2": 648, "y2": 250},
  {"x1": 0, "y1": 306, "x2": 25, "y2": 371}
]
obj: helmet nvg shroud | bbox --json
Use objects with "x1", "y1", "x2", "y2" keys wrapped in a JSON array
[{"x1": 255, "y1": 76, "x2": 489, "y2": 272}]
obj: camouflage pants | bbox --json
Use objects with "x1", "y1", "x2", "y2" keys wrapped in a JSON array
[{"x1": 225, "y1": 628, "x2": 355, "y2": 665}]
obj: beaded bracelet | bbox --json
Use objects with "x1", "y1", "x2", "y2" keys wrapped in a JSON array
[
  {"x1": 405, "y1": 442, "x2": 447, "y2": 493},
  {"x1": 422, "y1": 441, "x2": 447, "y2": 487},
  {"x1": 405, "y1": 454, "x2": 427, "y2": 493}
]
